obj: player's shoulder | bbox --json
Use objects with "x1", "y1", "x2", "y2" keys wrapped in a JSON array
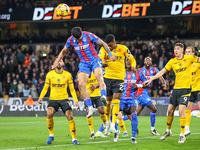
[
  {"x1": 184, "y1": 54, "x2": 197, "y2": 59},
  {"x1": 47, "y1": 70, "x2": 55, "y2": 75},
  {"x1": 67, "y1": 35, "x2": 73, "y2": 41},
  {"x1": 117, "y1": 44, "x2": 128, "y2": 50},
  {"x1": 63, "y1": 70, "x2": 71, "y2": 76}
]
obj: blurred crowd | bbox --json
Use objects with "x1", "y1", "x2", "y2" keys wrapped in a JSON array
[
  {"x1": 0, "y1": 0, "x2": 176, "y2": 9},
  {"x1": 0, "y1": 37, "x2": 190, "y2": 99}
]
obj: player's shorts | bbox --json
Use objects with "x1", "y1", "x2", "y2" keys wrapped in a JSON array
[
  {"x1": 104, "y1": 78, "x2": 124, "y2": 96},
  {"x1": 189, "y1": 91, "x2": 200, "y2": 103},
  {"x1": 84, "y1": 96, "x2": 103, "y2": 108},
  {"x1": 48, "y1": 99, "x2": 72, "y2": 113},
  {"x1": 137, "y1": 94, "x2": 153, "y2": 107},
  {"x1": 120, "y1": 98, "x2": 138, "y2": 115},
  {"x1": 79, "y1": 58, "x2": 102, "y2": 77},
  {"x1": 170, "y1": 89, "x2": 191, "y2": 107}
]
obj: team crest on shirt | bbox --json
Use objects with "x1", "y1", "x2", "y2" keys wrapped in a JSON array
[
  {"x1": 113, "y1": 50, "x2": 117, "y2": 53},
  {"x1": 57, "y1": 79, "x2": 60, "y2": 82},
  {"x1": 179, "y1": 63, "x2": 182, "y2": 66},
  {"x1": 63, "y1": 76, "x2": 65, "y2": 79},
  {"x1": 83, "y1": 38, "x2": 87, "y2": 42},
  {"x1": 151, "y1": 71, "x2": 153, "y2": 74}
]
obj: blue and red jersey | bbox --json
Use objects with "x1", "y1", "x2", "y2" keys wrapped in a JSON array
[
  {"x1": 121, "y1": 70, "x2": 146, "y2": 103},
  {"x1": 65, "y1": 31, "x2": 99, "y2": 62},
  {"x1": 137, "y1": 66, "x2": 159, "y2": 96}
]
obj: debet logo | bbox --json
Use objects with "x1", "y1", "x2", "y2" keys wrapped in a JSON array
[
  {"x1": 171, "y1": 1, "x2": 200, "y2": 15},
  {"x1": 102, "y1": 3, "x2": 150, "y2": 18}
]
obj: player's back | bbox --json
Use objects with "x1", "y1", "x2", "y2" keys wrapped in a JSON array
[
  {"x1": 65, "y1": 31, "x2": 99, "y2": 63},
  {"x1": 47, "y1": 70, "x2": 72, "y2": 100},
  {"x1": 99, "y1": 44, "x2": 128, "y2": 80}
]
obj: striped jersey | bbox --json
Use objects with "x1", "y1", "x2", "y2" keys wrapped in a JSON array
[
  {"x1": 121, "y1": 70, "x2": 146, "y2": 101},
  {"x1": 137, "y1": 66, "x2": 159, "y2": 96},
  {"x1": 65, "y1": 31, "x2": 99, "y2": 62}
]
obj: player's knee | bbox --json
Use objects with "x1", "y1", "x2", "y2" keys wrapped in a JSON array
[
  {"x1": 179, "y1": 109, "x2": 185, "y2": 117},
  {"x1": 98, "y1": 106, "x2": 105, "y2": 114},
  {"x1": 78, "y1": 81, "x2": 86, "y2": 89},
  {"x1": 168, "y1": 109, "x2": 174, "y2": 116},
  {"x1": 47, "y1": 112, "x2": 54, "y2": 119},
  {"x1": 151, "y1": 107, "x2": 157, "y2": 113},
  {"x1": 66, "y1": 113, "x2": 73, "y2": 121}
]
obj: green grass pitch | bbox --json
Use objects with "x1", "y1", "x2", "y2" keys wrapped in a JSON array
[{"x1": 0, "y1": 116, "x2": 200, "y2": 150}]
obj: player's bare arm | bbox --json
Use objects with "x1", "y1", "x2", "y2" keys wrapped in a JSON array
[
  {"x1": 97, "y1": 39, "x2": 116, "y2": 61},
  {"x1": 159, "y1": 76, "x2": 167, "y2": 87},
  {"x1": 198, "y1": 57, "x2": 200, "y2": 63},
  {"x1": 143, "y1": 68, "x2": 167, "y2": 86},
  {"x1": 132, "y1": 83, "x2": 149, "y2": 89},
  {"x1": 52, "y1": 46, "x2": 69, "y2": 69}
]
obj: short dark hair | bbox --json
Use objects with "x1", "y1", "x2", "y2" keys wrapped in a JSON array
[
  {"x1": 105, "y1": 34, "x2": 115, "y2": 44},
  {"x1": 175, "y1": 43, "x2": 184, "y2": 49},
  {"x1": 71, "y1": 27, "x2": 82, "y2": 39}
]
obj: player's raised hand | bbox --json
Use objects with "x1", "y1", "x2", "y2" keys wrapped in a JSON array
[
  {"x1": 75, "y1": 102, "x2": 80, "y2": 110},
  {"x1": 51, "y1": 64, "x2": 57, "y2": 70},
  {"x1": 110, "y1": 55, "x2": 117, "y2": 61},
  {"x1": 38, "y1": 98, "x2": 43, "y2": 104}
]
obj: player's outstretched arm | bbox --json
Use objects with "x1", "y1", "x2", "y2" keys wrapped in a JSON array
[
  {"x1": 69, "y1": 83, "x2": 80, "y2": 110},
  {"x1": 52, "y1": 46, "x2": 69, "y2": 69},
  {"x1": 97, "y1": 39, "x2": 116, "y2": 61},
  {"x1": 38, "y1": 82, "x2": 49, "y2": 104},
  {"x1": 143, "y1": 68, "x2": 167, "y2": 86},
  {"x1": 159, "y1": 76, "x2": 167, "y2": 87}
]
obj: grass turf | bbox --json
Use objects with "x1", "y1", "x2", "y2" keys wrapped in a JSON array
[{"x1": 0, "y1": 116, "x2": 200, "y2": 150}]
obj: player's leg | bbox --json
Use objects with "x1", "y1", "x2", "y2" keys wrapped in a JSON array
[
  {"x1": 160, "y1": 104, "x2": 176, "y2": 141},
  {"x1": 78, "y1": 72, "x2": 95, "y2": 118},
  {"x1": 110, "y1": 92, "x2": 122, "y2": 133},
  {"x1": 93, "y1": 67, "x2": 107, "y2": 106},
  {"x1": 118, "y1": 111, "x2": 128, "y2": 137},
  {"x1": 178, "y1": 89, "x2": 190, "y2": 143},
  {"x1": 185, "y1": 101, "x2": 193, "y2": 136},
  {"x1": 147, "y1": 103, "x2": 160, "y2": 135},
  {"x1": 46, "y1": 101, "x2": 58, "y2": 144},
  {"x1": 61, "y1": 100, "x2": 79, "y2": 145},
  {"x1": 129, "y1": 104, "x2": 138, "y2": 144},
  {"x1": 85, "y1": 106, "x2": 95, "y2": 139}
]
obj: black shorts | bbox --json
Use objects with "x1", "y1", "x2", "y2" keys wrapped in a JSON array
[
  {"x1": 122, "y1": 105, "x2": 131, "y2": 115},
  {"x1": 48, "y1": 99, "x2": 72, "y2": 114},
  {"x1": 84, "y1": 96, "x2": 103, "y2": 108},
  {"x1": 104, "y1": 78, "x2": 124, "y2": 96},
  {"x1": 190, "y1": 91, "x2": 200, "y2": 102},
  {"x1": 170, "y1": 89, "x2": 191, "y2": 107}
]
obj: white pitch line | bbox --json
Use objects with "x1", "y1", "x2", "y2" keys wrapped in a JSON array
[
  {"x1": 0, "y1": 120, "x2": 99, "y2": 125},
  {"x1": 2, "y1": 132, "x2": 200, "y2": 150}
]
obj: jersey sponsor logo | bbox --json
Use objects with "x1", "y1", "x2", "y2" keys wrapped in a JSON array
[
  {"x1": 102, "y1": 3, "x2": 150, "y2": 18},
  {"x1": 52, "y1": 84, "x2": 65, "y2": 87},
  {"x1": 175, "y1": 67, "x2": 187, "y2": 73},
  {"x1": 145, "y1": 76, "x2": 154, "y2": 80},
  {"x1": 32, "y1": 6, "x2": 82, "y2": 21},
  {"x1": 124, "y1": 79, "x2": 136, "y2": 83},
  {"x1": 74, "y1": 44, "x2": 89, "y2": 51},
  {"x1": 171, "y1": 1, "x2": 200, "y2": 15},
  {"x1": 192, "y1": 72, "x2": 196, "y2": 75}
]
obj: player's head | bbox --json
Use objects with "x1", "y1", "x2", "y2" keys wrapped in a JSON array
[
  {"x1": 71, "y1": 27, "x2": 82, "y2": 42},
  {"x1": 126, "y1": 59, "x2": 131, "y2": 69},
  {"x1": 174, "y1": 43, "x2": 184, "y2": 57},
  {"x1": 185, "y1": 46, "x2": 195, "y2": 56},
  {"x1": 53, "y1": 57, "x2": 64, "y2": 70},
  {"x1": 105, "y1": 34, "x2": 116, "y2": 50},
  {"x1": 144, "y1": 57, "x2": 152, "y2": 68}
]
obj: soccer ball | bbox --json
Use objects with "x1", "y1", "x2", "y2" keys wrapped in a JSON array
[{"x1": 56, "y1": 3, "x2": 70, "y2": 17}]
